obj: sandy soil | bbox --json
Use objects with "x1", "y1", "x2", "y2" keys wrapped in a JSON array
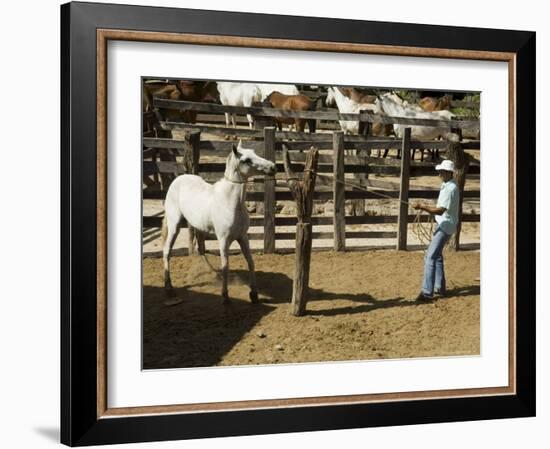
[{"x1": 143, "y1": 249, "x2": 480, "y2": 369}]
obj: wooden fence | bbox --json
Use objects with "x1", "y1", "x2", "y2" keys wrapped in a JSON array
[{"x1": 143, "y1": 98, "x2": 480, "y2": 252}]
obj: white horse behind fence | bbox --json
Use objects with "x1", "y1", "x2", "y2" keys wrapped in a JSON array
[
  {"x1": 375, "y1": 92, "x2": 458, "y2": 141},
  {"x1": 326, "y1": 87, "x2": 377, "y2": 134},
  {"x1": 216, "y1": 82, "x2": 300, "y2": 130},
  {"x1": 217, "y1": 82, "x2": 262, "y2": 129},
  {"x1": 161, "y1": 140, "x2": 277, "y2": 303}
]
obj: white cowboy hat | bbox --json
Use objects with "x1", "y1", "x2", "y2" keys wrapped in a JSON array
[{"x1": 435, "y1": 159, "x2": 455, "y2": 172}]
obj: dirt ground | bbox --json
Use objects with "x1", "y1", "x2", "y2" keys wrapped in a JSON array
[{"x1": 143, "y1": 249, "x2": 480, "y2": 369}]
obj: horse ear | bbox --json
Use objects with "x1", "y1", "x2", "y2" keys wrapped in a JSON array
[
  {"x1": 232, "y1": 144, "x2": 239, "y2": 156},
  {"x1": 237, "y1": 139, "x2": 243, "y2": 149}
]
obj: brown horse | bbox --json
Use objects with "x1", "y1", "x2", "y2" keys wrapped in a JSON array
[
  {"x1": 264, "y1": 91, "x2": 316, "y2": 133},
  {"x1": 340, "y1": 87, "x2": 377, "y2": 104},
  {"x1": 416, "y1": 95, "x2": 452, "y2": 161},
  {"x1": 336, "y1": 87, "x2": 393, "y2": 139},
  {"x1": 142, "y1": 80, "x2": 220, "y2": 123},
  {"x1": 418, "y1": 95, "x2": 451, "y2": 112}
]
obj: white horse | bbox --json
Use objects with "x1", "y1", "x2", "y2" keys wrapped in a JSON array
[
  {"x1": 161, "y1": 141, "x2": 276, "y2": 303},
  {"x1": 326, "y1": 87, "x2": 377, "y2": 134},
  {"x1": 256, "y1": 83, "x2": 299, "y2": 100},
  {"x1": 382, "y1": 92, "x2": 423, "y2": 112},
  {"x1": 217, "y1": 82, "x2": 262, "y2": 129},
  {"x1": 375, "y1": 93, "x2": 458, "y2": 141}
]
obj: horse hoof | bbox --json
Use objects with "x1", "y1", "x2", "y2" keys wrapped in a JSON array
[{"x1": 249, "y1": 291, "x2": 259, "y2": 303}]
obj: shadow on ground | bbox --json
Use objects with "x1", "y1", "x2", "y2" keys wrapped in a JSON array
[
  {"x1": 143, "y1": 284, "x2": 276, "y2": 369},
  {"x1": 143, "y1": 269, "x2": 481, "y2": 369}
]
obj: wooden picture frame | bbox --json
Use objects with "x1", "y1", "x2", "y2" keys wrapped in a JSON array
[{"x1": 61, "y1": 1, "x2": 535, "y2": 446}]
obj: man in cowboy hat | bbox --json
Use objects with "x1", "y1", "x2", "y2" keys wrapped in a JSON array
[{"x1": 413, "y1": 159, "x2": 459, "y2": 302}]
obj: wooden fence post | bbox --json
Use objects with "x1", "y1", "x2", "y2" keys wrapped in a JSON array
[
  {"x1": 155, "y1": 111, "x2": 176, "y2": 193},
  {"x1": 315, "y1": 95, "x2": 324, "y2": 132},
  {"x1": 352, "y1": 113, "x2": 371, "y2": 216},
  {"x1": 446, "y1": 141, "x2": 469, "y2": 251},
  {"x1": 283, "y1": 146, "x2": 319, "y2": 316},
  {"x1": 263, "y1": 127, "x2": 276, "y2": 254},
  {"x1": 184, "y1": 130, "x2": 205, "y2": 255},
  {"x1": 333, "y1": 131, "x2": 346, "y2": 251},
  {"x1": 396, "y1": 128, "x2": 411, "y2": 251}
]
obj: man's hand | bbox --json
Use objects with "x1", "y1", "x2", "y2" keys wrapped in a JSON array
[{"x1": 413, "y1": 203, "x2": 447, "y2": 216}]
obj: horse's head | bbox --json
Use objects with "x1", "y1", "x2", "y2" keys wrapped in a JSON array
[
  {"x1": 373, "y1": 97, "x2": 383, "y2": 115},
  {"x1": 377, "y1": 92, "x2": 403, "y2": 115},
  {"x1": 265, "y1": 91, "x2": 276, "y2": 102},
  {"x1": 229, "y1": 141, "x2": 277, "y2": 179},
  {"x1": 200, "y1": 81, "x2": 220, "y2": 103},
  {"x1": 325, "y1": 87, "x2": 336, "y2": 106}
]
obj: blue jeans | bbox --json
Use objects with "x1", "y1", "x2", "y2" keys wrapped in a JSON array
[{"x1": 422, "y1": 226, "x2": 451, "y2": 297}]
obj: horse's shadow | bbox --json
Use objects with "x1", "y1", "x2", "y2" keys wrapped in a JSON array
[{"x1": 142, "y1": 284, "x2": 277, "y2": 370}]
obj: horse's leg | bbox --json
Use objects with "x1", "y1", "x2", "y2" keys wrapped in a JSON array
[
  {"x1": 246, "y1": 113, "x2": 253, "y2": 129},
  {"x1": 224, "y1": 113, "x2": 231, "y2": 140},
  {"x1": 237, "y1": 236, "x2": 258, "y2": 303},
  {"x1": 219, "y1": 238, "x2": 231, "y2": 304},
  {"x1": 162, "y1": 212, "x2": 181, "y2": 297},
  {"x1": 195, "y1": 230, "x2": 206, "y2": 255}
]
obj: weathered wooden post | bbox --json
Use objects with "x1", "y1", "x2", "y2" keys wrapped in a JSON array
[
  {"x1": 333, "y1": 131, "x2": 346, "y2": 251},
  {"x1": 283, "y1": 146, "x2": 319, "y2": 316},
  {"x1": 263, "y1": 127, "x2": 276, "y2": 253},
  {"x1": 396, "y1": 128, "x2": 411, "y2": 251},
  {"x1": 315, "y1": 94, "x2": 324, "y2": 132},
  {"x1": 183, "y1": 130, "x2": 205, "y2": 255},
  {"x1": 352, "y1": 112, "x2": 371, "y2": 216},
  {"x1": 446, "y1": 141, "x2": 469, "y2": 251},
  {"x1": 153, "y1": 109, "x2": 177, "y2": 193},
  {"x1": 251, "y1": 103, "x2": 273, "y2": 217}
]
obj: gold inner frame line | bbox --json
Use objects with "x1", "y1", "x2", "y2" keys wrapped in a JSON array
[{"x1": 96, "y1": 28, "x2": 517, "y2": 419}]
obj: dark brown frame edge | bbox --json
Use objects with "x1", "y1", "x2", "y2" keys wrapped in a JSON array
[{"x1": 61, "y1": 1, "x2": 536, "y2": 446}]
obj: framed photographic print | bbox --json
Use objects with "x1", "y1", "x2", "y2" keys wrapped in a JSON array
[{"x1": 61, "y1": 1, "x2": 535, "y2": 446}]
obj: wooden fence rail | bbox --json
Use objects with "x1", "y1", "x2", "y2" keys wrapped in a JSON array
[
  {"x1": 153, "y1": 98, "x2": 479, "y2": 129},
  {"x1": 143, "y1": 213, "x2": 480, "y2": 229},
  {"x1": 143, "y1": 188, "x2": 480, "y2": 201},
  {"x1": 142, "y1": 161, "x2": 480, "y2": 177},
  {"x1": 144, "y1": 135, "x2": 480, "y2": 152}
]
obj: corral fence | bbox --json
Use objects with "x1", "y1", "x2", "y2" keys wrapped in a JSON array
[{"x1": 143, "y1": 98, "x2": 480, "y2": 252}]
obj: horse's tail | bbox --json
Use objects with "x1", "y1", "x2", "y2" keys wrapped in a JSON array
[{"x1": 161, "y1": 213, "x2": 168, "y2": 246}]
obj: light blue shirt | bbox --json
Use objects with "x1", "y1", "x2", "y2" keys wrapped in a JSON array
[{"x1": 435, "y1": 179, "x2": 459, "y2": 235}]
